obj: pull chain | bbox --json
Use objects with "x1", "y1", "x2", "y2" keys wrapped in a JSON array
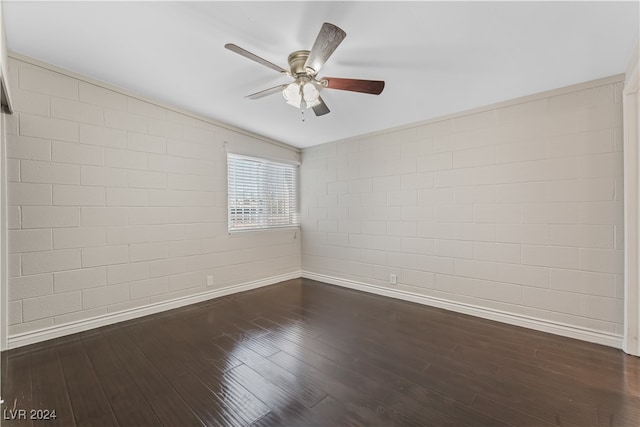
[{"x1": 300, "y1": 89, "x2": 307, "y2": 122}]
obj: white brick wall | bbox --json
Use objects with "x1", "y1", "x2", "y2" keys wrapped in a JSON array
[
  {"x1": 6, "y1": 57, "x2": 301, "y2": 336},
  {"x1": 301, "y1": 77, "x2": 624, "y2": 335}
]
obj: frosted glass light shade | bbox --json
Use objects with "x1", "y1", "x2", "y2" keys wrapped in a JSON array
[
  {"x1": 283, "y1": 82, "x2": 301, "y2": 107},
  {"x1": 303, "y1": 83, "x2": 319, "y2": 103}
]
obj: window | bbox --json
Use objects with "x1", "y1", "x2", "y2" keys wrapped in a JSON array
[{"x1": 227, "y1": 153, "x2": 299, "y2": 232}]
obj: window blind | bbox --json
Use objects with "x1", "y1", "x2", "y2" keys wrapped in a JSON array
[{"x1": 227, "y1": 153, "x2": 299, "y2": 231}]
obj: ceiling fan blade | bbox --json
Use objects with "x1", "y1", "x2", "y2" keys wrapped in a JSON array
[
  {"x1": 225, "y1": 43, "x2": 288, "y2": 74},
  {"x1": 312, "y1": 96, "x2": 330, "y2": 116},
  {"x1": 304, "y1": 23, "x2": 346, "y2": 75},
  {"x1": 245, "y1": 84, "x2": 289, "y2": 100},
  {"x1": 322, "y1": 77, "x2": 385, "y2": 95}
]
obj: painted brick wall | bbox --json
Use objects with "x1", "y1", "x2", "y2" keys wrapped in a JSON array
[
  {"x1": 6, "y1": 57, "x2": 301, "y2": 336},
  {"x1": 301, "y1": 77, "x2": 624, "y2": 336}
]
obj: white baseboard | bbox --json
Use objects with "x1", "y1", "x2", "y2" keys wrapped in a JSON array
[
  {"x1": 302, "y1": 271, "x2": 623, "y2": 349},
  {"x1": 7, "y1": 270, "x2": 624, "y2": 351},
  {"x1": 7, "y1": 271, "x2": 302, "y2": 350}
]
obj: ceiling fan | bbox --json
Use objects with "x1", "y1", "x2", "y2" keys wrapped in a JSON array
[{"x1": 225, "y1": 22, "x2": 385, "y2": 117}]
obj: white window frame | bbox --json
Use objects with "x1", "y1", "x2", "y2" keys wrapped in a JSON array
[{"x1": 227, "y1": 153, "x2": 299, "y2": 233}]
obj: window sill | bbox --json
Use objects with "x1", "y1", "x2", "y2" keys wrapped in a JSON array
[{"x1": 228, "y1": 225, "x2": 300, "y2": 235}]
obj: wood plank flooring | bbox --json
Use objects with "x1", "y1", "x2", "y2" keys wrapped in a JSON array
[{"x1": 2, "y1": 278, "x2": 639, "y2": 426}]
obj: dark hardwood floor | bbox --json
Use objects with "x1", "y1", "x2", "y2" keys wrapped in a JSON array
[{"x1": 2, "y1": 278, "x2": 639, "y2": 426}]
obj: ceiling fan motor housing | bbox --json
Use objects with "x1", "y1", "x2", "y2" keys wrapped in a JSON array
[{"x1": 288, "y1": 50, "x2": 312, "y2": 77}]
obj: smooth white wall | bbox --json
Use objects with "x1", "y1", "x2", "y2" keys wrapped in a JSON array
[
  {"x1": 301, "y1": 75, "x2": 625, "y2": 339},
  {"x1": 1, "y1": 113, "x2": 6, "y2": 351},
  {"x1": 5, "y1": 55, "x2": 301, "y2": 342}
]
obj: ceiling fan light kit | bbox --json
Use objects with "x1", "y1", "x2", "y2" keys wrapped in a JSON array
[
  {"x1": 282, "y1": 81, "x2": 321, "y2": 109},
  {"x1": 225, "y1": 22, "x2": 385, "y2": 117}
]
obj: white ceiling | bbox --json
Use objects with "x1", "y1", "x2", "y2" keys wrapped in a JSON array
[{"x1": 3, "y1": 1, "x2": 639, "y2": 148}]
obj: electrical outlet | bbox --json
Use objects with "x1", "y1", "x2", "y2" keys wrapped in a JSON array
[
  {"x1": 390, "y1": 273, "x2": 397, "y2": 285},
  {"x1": 207, "y1": 275, "x2": 214, "y2": 286}
]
